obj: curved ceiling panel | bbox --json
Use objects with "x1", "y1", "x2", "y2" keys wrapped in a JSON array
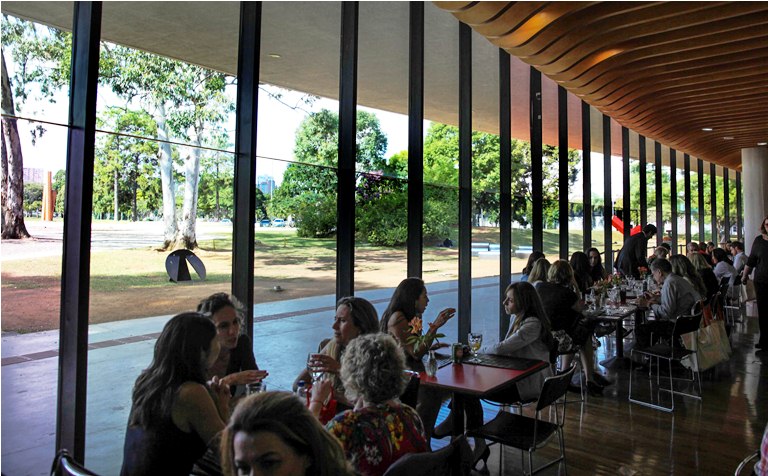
[{"x1": 436, "y1": 1, "x2": 768, "y2": 170}]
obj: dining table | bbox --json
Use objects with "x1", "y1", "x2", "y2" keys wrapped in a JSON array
[
  {"x1": 418, "y1": 354, "x2": 549, "y2": 437},
  {"x1": 588, "y1": 300, "x2": 648, "y2": 369}
]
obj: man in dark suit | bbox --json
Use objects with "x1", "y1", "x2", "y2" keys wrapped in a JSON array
[{"x1": 615, "y1": 224, "x2": 657, "y2": 278}]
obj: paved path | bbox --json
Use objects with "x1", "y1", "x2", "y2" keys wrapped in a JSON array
[{"x1": 1, "y1": 276, "x2": 509, "y2": 476}]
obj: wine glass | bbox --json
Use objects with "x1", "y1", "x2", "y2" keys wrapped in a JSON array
[
  {"x1": 467, "y1": 333, "x2": 483, "y2": 363},
  {"x1": 307, "y1": 353, "x2": 323, "y2": 383},
  {"x1": 586, "y1": 289, "x2": 596, "y2": 312}
]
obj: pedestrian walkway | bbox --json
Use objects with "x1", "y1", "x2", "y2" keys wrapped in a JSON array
[{"x1": 1, "y1": 276, "x2": 503, "y2": 475}]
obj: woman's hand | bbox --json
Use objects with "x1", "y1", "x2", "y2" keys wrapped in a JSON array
[
  {"x1": 308, "y1": 353, "x2": 341, "y2": 374},
  {"x1": 308, "y1": 379, "x2": 333, "y2": 418},
  {"x1": 207, "y1": 376, "x2": 231, "y2": 420},
  {"x1": 222, "y1": 370, "x2": 268, "y2": 387},
  {"x1": 428, "y1": 308, "x2": 455, "y2": 333}
]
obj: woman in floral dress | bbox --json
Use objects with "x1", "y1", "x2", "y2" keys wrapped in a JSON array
[{"x1": 324, "y1": 333, "x2": 428, "y2": 476}]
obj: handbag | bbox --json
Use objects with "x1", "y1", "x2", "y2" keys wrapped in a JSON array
[
  {"x1": 680, "y1": 319, "x2": 730, "y2": 372},
  {"x1": 740, "y1": 280, "x2": 756, "y2": 302},
  {"x1": 551, "y1": 329, "x2": 574, "y2": 353}
]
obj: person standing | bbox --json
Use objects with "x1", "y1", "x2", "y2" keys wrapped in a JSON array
[
  {"x1": 616, "y1": 224, "x2": 657, "y2": 278},
  {"x1": 742, "y1": 214, "x2": 768, "y2": 350}
]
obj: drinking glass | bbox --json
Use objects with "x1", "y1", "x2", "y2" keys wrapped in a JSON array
[
  {"x1": 467, "y1": 333, "x2": 483, "y2": 363},
  {"x1": 307, "y1": 353, "x2": 323, "y2": 383},
  {"x1": 245, "y1": 381, "x2": 266, "y2": 395}
]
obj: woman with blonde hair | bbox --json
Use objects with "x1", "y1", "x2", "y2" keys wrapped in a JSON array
[
  {"x1": 669, "y1": 255, "x2": 708, "y2": 300},
  {"x1": 527, "y1": 257, "x2": 551, "y2": 285},
  {"x1": 220, "y1": 391, "x2": 355, "y2": 476},
  {"x1": 689, "y1": 252, "x2": 720, "y2": 302}
]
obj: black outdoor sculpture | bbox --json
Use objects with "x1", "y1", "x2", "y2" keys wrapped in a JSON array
[{"x1": 165, "y1": 249, "x2": 207, "y2": 282}]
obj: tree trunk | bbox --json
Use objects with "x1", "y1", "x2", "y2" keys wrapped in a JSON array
[
  {"x1": 156, "y1": 101, "x2": 177, "y2": 248},
  {"x1": 113, "y1": 168, "x2": 119, "y2": 221},
  {"x1": 1, "y1": 49, "x2": 30, "y2": 239},
  {"x1": 179, "y1": 132, "x2": 202, "y2": 249}
]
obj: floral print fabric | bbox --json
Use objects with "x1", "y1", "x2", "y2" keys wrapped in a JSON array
[{"x1": 327, "y1": 403, "x2": 428, "y2": 476}]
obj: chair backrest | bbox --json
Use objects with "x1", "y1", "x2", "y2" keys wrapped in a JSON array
[
  {"x1": 399, "y1": 371, "x2": 420, "y2": 409},
  {"x1": 50, "y1": 449, "x2": 100, "y2": 476},
  {"x1": 536, "y1": 364, "x2": 577, "y2": 412},
  {"x1": 383, "y1": 435, "x2": 473, "y2": 476},
  {"x1": 673, "y1": 312, "x2": 702, "y2": 339}
]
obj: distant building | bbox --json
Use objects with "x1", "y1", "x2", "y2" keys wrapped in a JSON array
[
  {"x1": 23, "y1": 167, "x2": 45, "y2": 184},
  {"x1": 257, "y1": 175, "x2": 275, "y2": 195}
]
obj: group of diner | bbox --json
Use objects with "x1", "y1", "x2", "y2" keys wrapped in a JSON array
[{"x1": 119, "y1": 214, "x2": 768, "y2": 476}]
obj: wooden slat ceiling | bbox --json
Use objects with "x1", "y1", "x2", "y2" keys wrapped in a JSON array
[{"x1": 435, "y1": 1, "x2": 768, "y2": 171}]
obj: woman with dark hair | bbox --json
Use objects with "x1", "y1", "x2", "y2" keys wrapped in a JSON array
[
  {"x1": 324, "y1": 333, "x2": 428, "y2": 475},
  {"x1": 380, "y1": 277, "x2": 454, "y2": 441},
  {"x1": 198, "y1": 293, "x2": 267, "y2": 392},
  {"x1": 521, "y1": 251, "x2": 545, "y2": 281},
  {"x1": 121, "y1": 313, "x2": 230, "y2": 476},
  {"x1": 742, "y1": 214, "x2": 768, "y2": 350},
  {"x1": 570, "y1": 251, "x2": 594, "y2": 294},
  {"x1": 220, "y1": 391, "x2": 355, "y2": 476},
  {"x1": 712, "y1": 247, "x2": 737, "y2": 285},
  {"x1": 587, "y1": 247, "x2": 608, "y2": 283},
  {"x1": 295, "y1": 296, "x2": 380, "y2": 410}
]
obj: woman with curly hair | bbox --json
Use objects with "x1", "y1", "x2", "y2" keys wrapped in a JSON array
[
  {"x1": 198, "y1": 293, "x2": 268, "y2": 393},
  {"x1": 220, "y1": 391, "x2": 355, "y2": 476},
  {"x1": 294, "y1": 296, "x2": 380, "y2": 410},
  {"x1": 323, "y1": 333, "x2": 428, "y2": 476},
  {"x1": 121, "y1": 313, "x2": 230, "y2": 476}
]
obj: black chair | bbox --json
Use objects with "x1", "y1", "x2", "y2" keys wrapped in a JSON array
[
  {"x1": 467, "y1": 364, "x2": 576, "y2": 476},
  {"x1": 733, "y1": 450, "x2": 760, "y2": 476},
  {"x1": 399, "y1": 371, "x2": 420, "y2": 409},
  {"x1": 383, "y1": 434, "x2": 473, "y2": 476},
  {"x1": 50, "y1": 449, "x2": 100, "y2": 476},
  {"x1": 628, "y1": 308, "x2": 703, "y2": 412}
]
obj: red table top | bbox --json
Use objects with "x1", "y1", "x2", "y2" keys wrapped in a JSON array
[{"x1": 418, "y1": 360, "x2": 548, "y2": 396}]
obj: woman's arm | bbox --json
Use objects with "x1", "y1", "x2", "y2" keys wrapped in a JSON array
[
  {"x1": 173, "y1": 381, "x2": 227, "y2": 446},
  {"x1": 482, "y1": 318, "x2": 542, "y2": 355}
]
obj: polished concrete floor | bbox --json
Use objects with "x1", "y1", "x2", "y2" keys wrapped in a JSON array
[{"x1": 2, "y1": 277, "x2": 765, "y2": 475}]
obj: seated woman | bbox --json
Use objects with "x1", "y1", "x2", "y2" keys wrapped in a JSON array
[
  {"x1": 712, "y1": 248, "x2": 737, "y2": 285},
  {"x1": 294, "y1": 296, "x2": 379, "y2": 411},
  {"x1": 527, "y1": 257, "x2": 551, "y2": 285},
  {"x1": 570, "y1": 251, "x2": 594, "y2": 294},
  {"x1": 669, "y1": 255, "x2": 708, "y2": 300},
  {"x1": 121, "y1": 313, "x2": 230, "y2": 476},
  {"x1": 198, "y1": 293, "x2": 267, "y2": 393},
  {"x1": 520, "y1": 251, "x2": 545, "y2": 281},
  {"x1": 587, "y1": 247, "x2": 608, "y2": 283},
  {"x1": 689, "y1": 252, "x2": 720, "y2": 303},
  {"x1": 323, "y1": 333, "x2": 428, "y2": 476},
  {"x1": 220, "y1": 391, "x2": 355, "y2": 476},
  {"x1": 380, "y1": 277, "x2": 454, "y2": 440},
  {"x1": 441, "y1": 282, "x2": 556, "y2": 470},
  {"x1": 534, "y1": 260, "x2": 609, "y2": 395}
]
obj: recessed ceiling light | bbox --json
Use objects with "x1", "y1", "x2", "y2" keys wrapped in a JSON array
[
  {"x1": 723, "y1": 136, "x2": 734, "y2": 140},
  {"x1": 758, "y1": 142, "x2": 767, "y2": 146},
  {"x1": 268, "y1": 53, "x2": 281, "y2": 59},
  {"x1": 701, "y1": 127, "x2": 713, "y2": 131}
]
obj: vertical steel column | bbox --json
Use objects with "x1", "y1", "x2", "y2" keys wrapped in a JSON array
[
  {"x1": 581, "y1": 101, "x2": 591, "y2": 249},
  {"x1": 698, "y1": 159, "x2": 705, "y2": 242},
  {"x1": 639, "y1": 135, "x2": 647, "y2": 228},
  {"x1": 407, "y1": 2, "x2": 424, "y2": 279},
  {"x1": 710, "y1": 163, "x2": 717, "y2": 243},
  {"x1": 458, "y1": 22, "x2": 472, "y2": 341},
  {"x1": 558, "y1": 86, "x2": 568, "y2": 259},
  {"x1": 684, "y1": 154, "x2": 691, "y2": 244},
  {"x1": 723, "y1": 168, "x2": 730, "y2": 242},
  {"x1": 621, "y1": 126, "x2": 630, "y2": 239},
  {"x1": 499, "y1": 50, "x2": 511, "y2": 341},
  {"x1": 603, "y1": 114, "x2": 612, "y2": 270},
  {"x1": 670, "y1": 149, "x2": 677, "y2": 252},
  {"x1": 530, "y1": 67, "x2": 543, "y2": 252},
  {"x1": 655, "y1": 142, "x2": 663, "y2": 247},
  {"x1": 232, "y1": 2, "x2": 261, "y2": 338},
  {"x1": 736, "y1": 172, "x2": 743, "y2": 242},
  {"x1": 57, "y1": 1, "x2": 101, "y2": 460},
  {"x1": 336, "y1": 2, "x2": 358, "y2": 300}
]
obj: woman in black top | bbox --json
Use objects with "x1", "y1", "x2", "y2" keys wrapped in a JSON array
[
  {"x1": 570, "y1": 251, "x2": 594, "y2": 294},
  {"x1": 742, "y1": 214, "x2": 768, "y2": 350}
]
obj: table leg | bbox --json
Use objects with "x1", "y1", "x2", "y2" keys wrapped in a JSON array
[
  {"x1": 451, "y1": 393, "x2": 465, "y2": 438},
  {"x1": 600, "y1": 317, "x2": 631, "y2": 369}
]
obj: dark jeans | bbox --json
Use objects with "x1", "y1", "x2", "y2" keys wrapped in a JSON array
[{"x1": 636, "y1": 320, "x2": 676, "y2": 348}]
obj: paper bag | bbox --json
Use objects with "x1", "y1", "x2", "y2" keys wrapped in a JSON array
[{"x1": 681, "y1": 323, "x2": 729, "y2": 372}]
